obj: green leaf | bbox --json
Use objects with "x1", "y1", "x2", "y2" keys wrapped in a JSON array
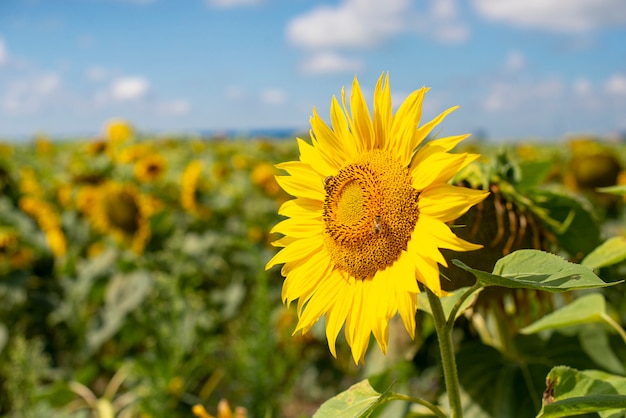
[
  {"x1": 313, "y1": 380, "x2": 391, "y2": 418},
  {"x1": 453, "y1": 249, "x2": 616, "y2": 292},
  {"x1": 520, "y1": 294, "x2": 626, "y2": 375},
  {"x1": 417, "y1": 286, "x2": 482, "y2": 320},
  {"x1": 517, "y1": 160, "x2": 554, "y2": 190},
  {"x1": 529, "y1": 187, "x2": 601, "y2": 257},
  {"x1": 537, "y1": 366, "x2": 626, "y2": 417},
  {"x1": 520, "y1": 293, "x2": 606, "y2": 334},
  {"x1": 597, "y1": 185, "x2": 626, "y2": 196},
  {"x1": 582, "y1": 236, "x2": 626, "y2": 269}
]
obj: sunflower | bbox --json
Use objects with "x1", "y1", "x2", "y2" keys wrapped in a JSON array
[
  {"x1": 105, "y1": 119, "x2": 134, "y2": 145},
  {"x1": 88, "y1": 181, "x2": 156, "y2": 253},
  {"x1": 134, "y1": 153, "x2": 168, "y2": 183},
  {"x1": 181, "y1": 160, "x2": 211, "y2": 217},
  {"x1": 266, "y1": 73, "x2": 488, "y2": 364},
  {"x1": 19, "y1": 196, "x2": 67, "y2": 257}
]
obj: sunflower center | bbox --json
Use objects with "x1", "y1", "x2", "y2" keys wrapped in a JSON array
[
  {"x1": 104, "y1": 191, "x2": 140, "y2": 235},
  {"x1": 323, "y1": 149, "x2": 420, "y2": 280}
]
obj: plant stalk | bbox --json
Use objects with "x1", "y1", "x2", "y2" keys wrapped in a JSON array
[{"x1": 427, "y1": 287, "x2": 463, "y2": 418}]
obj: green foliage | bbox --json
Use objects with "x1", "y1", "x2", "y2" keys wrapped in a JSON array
[
  {"x1": 0, "y1": 137, "x2": 625, "y2": 417},
  {"x1": 453, "y1": 249, "x2": 614, "y2": 292},
  {"x1": 537, "y1": 367, "x2": 626, "y2": 418}
]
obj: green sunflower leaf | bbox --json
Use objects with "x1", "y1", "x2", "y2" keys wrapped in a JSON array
[
  {"x1": 597, "y1": 185, "x2": 626, "y2": 196},
  {"x1": 537, "y1": 366, "x2": 626, "y2": 418},
  {"x1": 520, "y1": 293, "x2": 606, "y2": 334},
  {"x1": 582, "y1": 236, "x2": 626, "y2": 269},
  {"x1": 452, "y1": 249, "x2": 617, "y2": 292},
  {"x1": 312, "y1": 380, "x2": 391, "y2": 418}
]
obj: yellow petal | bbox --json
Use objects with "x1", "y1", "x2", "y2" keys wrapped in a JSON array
[
  {"x1": 411, "y1": 152, "x2": 468, "y2": 191},
  {"x1": 325, "y1": 275, "x2": 354, "y2": 357},
  {"x1": 270, "y1": 217, "x2": 324, "y2": 238},
  {"x1": 419, "y1": 216, "x2": 483, "y2": 252},
  {"x1": 390, "y1": 87, "x2": 428, "y2": 166},
  {"x1": 396, "y1": 290, "x2": 418, "y2": 339},
  {"x1": 373, "y1": 72, "x2": 392, "y2": 150},
  {"x1": 348, "y1": 76, "x2": 374, "y2": 150},
  {"x1": 275, "y1": 175, "x2": 325, "y2": 201},
  {"x1": 330, "y1": 95, "x2": 358, "y2": 156},
  {"x1": 414, "y1": 253, "x2": 443, "y2": 296},
  {"x1": 278, "y1": 198, "x2": 323, "y2": 219},
  {"x1": 310, "y1": 107, "x2": 350, "y2": 166},
  {"x1": 265, "y1": 235, "x2": 324, "y2": 270},
  {"x1": 419, "y1": 183, "x2": 489, "y2": 223},
  {"x1": 296, "y1": 137, "x2": 337, "y2": 175},
  {"x1": 344, "y1": 280, "x2": 369, "y2": 364}
]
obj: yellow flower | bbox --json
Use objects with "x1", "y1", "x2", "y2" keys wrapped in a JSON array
[
  {"x1": 181, "y1": 160, "x2": 211, "y2": 217},
  {"x1": 251, "y1": 163, "x2": 281, "y2": 196},
  {"x1": 134, "y1": 153, "x2": 167, "y2": 183},
  {"x1": 105, "y1": 119, "x2": 134, "y2": 145},
  {"x1": 88, "y1": 181, "x2": 156, "y2": 254},
  {"x1": 19, "y1": 196, "x2": 67, "y2": 257},
  {"x1": 266, "y1": 73, "x2": 488, "y2": 364}
]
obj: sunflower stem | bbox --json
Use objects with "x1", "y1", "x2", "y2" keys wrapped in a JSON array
[{"x1": 426, "y1": 287, "x2": 463, "y2": 418}]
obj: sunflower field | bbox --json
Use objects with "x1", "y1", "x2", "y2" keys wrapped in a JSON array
[{"x1": 1, "y1": 115, "x2": 626, "y2": 418}]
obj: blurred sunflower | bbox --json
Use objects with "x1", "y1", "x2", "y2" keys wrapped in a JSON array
[
  {"x1": 88, "y1": 181, "x2": 157, "y2": 253},
  {"x1": 105, "y1": 119, "x2": 134, "y2": 145},
  {"x1": 115, "y1": 142, "x2": 154, "y2": 164},
  {"x1": 0, "y1": 228, "x2": 33, "y2": 271},
  {"x1": 181, "y1": 160, "x2": 211, "y2": 217},
  {"x1": 19, "y1": 196, "x2": 67, "y2": 257},
  {"x1": 86, "y1": 138, "x2": 109, "y2": 156},
  {"x1": 133, "y1": 152, "x2": 167, "y2": 183},
  {"x1": 250, "y1": 162, "x2": 281, "y2": 196},
  {"x1": 266, "y1": 73, "x2": 488, "y2": 363}
]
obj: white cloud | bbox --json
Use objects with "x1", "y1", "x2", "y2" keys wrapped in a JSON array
[
  {"x1": 605, "y1": 74, "x2": 626, "y2": 96},
  {"x1": 504, "y1": 50, "x2": 524, "y2": 72},
  {"x1": 473, "y1": 0, "x2": 626, "y2": 32},
  {"x1": 286, "y1": 0, "x2": 411, "y2": 49},
  {"x1": 260, "y1": 88, "x2": 287, "y2": 105},
  {"x1": 2, "y1": 73, "x2": 61, "y2": 114},
  {"x1": 0, "y1": 38, "x2": 7, "y2": 66},
  {"x1": 206, "y1": 0, "x2": 261, "y2": 8},
  {"x1": 299, "y1": 51, "x2": 363, "y2": 75},
  {"x1": 110, "y1": 76, "x2": 150, "y2": 101}
]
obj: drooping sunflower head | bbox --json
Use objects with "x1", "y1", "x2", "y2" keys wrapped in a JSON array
[{"x1": 266, "y1": 73, "x2": 488, "y2": 364}]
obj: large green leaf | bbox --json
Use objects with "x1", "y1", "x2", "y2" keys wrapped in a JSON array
[
  {"x1": 313, "y1": 380, "x2": 391, "y2": 418},
  {"x1": 582, "y1": 236, "x2": 626, "y2": 269},
  {"x1": 453, "y1": 250, "x2": 614, "y2": 292},
  {"x1": 537, "y1": 366, "x2": 626, "y2": 417},
  {"x1": 520, "y1": 293, "x2": 606, "y2": 334},
  {"x1": 520, "y1": 294, "x2": 625, "y2": 375}
]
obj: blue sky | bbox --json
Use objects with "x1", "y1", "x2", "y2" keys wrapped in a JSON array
[{"x1": 1, "y1": 0, "x2": 625, "y2": 141}]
